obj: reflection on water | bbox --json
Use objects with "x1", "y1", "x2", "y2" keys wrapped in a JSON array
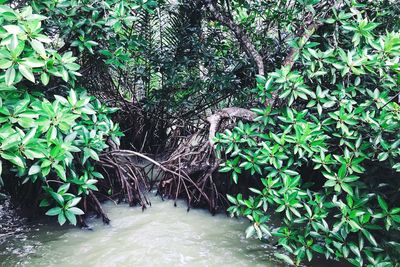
[{"x1": 0, "y1": 196, "x2": 283, "y2": 267}]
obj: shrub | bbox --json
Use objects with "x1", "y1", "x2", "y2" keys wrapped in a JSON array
[
  {"x1": 0, "y1": 5, "x2": 122, "y2": 225},
  {"x1": 216, "y1": 2, "x2": 400, "y2": 266}
]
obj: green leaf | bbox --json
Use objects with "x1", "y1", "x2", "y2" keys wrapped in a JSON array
[
  {"x1": 18, "y1": 64, "x2": 35, "y2": 82},
  {"x1": 245, "y1": 225, "x2": 256, "y2": 238},
  {"x1": 40, "y1": 72, "x2": 49, "y2": 85},
  {"x1": 1, "y1": 152, "x2": 24, "y2": 168},
  {"x1": 0, "y1": 59, "x2": 12, "y2": 69},
  {"x1": 219, "y1": 166, "x2": 231, "y2": 173},
  {"x1": 312, "y1": 244, "x2": 324, "y2": 253},
  {"x1": 65, "y1": 210, "x2": 77, "y2": 225},
  {"x1": 5, "y1": 67, "x2": 15, "y2": 86},
  {"x1": 46, "y1": 207, "x2": 62, "y2": 216},
  {"x1": 338, "y1": 164, "x2": 347, "y2": 178},
  {"x1": 50, "y1": 191, "x2": 64, "y2": 206},
  {"x1": 378, "y1": 196, "x2": 388, "y2": 212},
  {"x1": 274, "y1": 253, "x2": 294, "y2": 265},
  {"x1": 54, "y1": 164, "x2": 66, "y2": 181},
  {"x1": 68, "y1": 207, "x2": 84, "y2": 215},
  {"x1": 57, "y1": 183, "x2": 70, "y2": 194},
  {"x1": 46, "y1": 126, "x2": 57, "y2": 142},
  {"x1": 22, "y1": 127, "x2": 36, "y2": 144},
  {"x1": 324, "y1": 180, "x2": 337, "y2": 187},
  {"x1": 22, "y1": 58, "x2": 45, "y2": 68},
  {"x1": 3, "y1": 25, "x2": 23, "y2": 34},
  {"x1": 58, "y1": 212, "x2": 66, "y2": 225},
  {"x1": 284, "y1": 169, "x2": 299, "y2": 176},
  {"x1": 39, "y1": 198, "x2": 50, "y2": 207},
  {"x1": 362, "y1": 229, "x2": 378, "y2": 247},
  {"x1": 28, "y1": 164, "x2": 41, "y2": 175},
  {"x1": 377, "y1": 152, "x2": 388, "y2": 161},
  {"x1": 232, "y1": 172, "x2": 238, "y2": 184},
  {"x1": 69, "y1": 90, "x2": 77, "y2": 105},
  {"x1": 226, "y1": 194, "x2": 237, "y2": 204},
  {"x1": 341, "y1": 183, "x2": 354, "y2": 196},
  {"x1": 30, "y1": 39, "x2": 46, "y2": 57},
  {"x1": 66, "y1": 197, "x2": 81, "y2": 208}
]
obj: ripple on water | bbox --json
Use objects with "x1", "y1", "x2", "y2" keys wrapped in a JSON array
[{"x1": 0, "y1": 196, "x2": 345, "y2": 267}]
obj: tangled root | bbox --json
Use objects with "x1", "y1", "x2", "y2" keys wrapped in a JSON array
[
  {"x1": 99, "y1": 151, "x2": 151, "y2": 209},
  {"x1": 92, "y1": 107, "x2": 256, "y2": 219},
  {"x1": 158, "y1": 107, "x2": 256, "y2": 213}
]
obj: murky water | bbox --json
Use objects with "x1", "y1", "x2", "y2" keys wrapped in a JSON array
[
  {"x1": 0, "y1": 195, "x2": 346, "y2": 267},
  {"x1": 0, "y1": 196, "x2": 284, "y2": 267}
]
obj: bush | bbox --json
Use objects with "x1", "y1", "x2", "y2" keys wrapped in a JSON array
[
  {"x1": 215, "y1": 2, "x2": 400, "y2": 266},
  {"x1": 0, "y1": 5, "x2": 122, "y2": 225}
]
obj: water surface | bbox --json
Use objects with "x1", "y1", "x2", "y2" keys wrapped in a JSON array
[{"x1": 0, "y1": 196, "x2": 283, "y2": 267}]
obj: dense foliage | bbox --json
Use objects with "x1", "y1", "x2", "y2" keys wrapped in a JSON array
[
  {"x1": 0, "y1": 5, "x2": 121, "y2": 225},
  {"x1": 216, "y1": 1, "x2": 400, "y2": 266},
  {"x1": 1, "y1": 0, "x2": 400, "y2": 266},
  {"x1": 25, "y1": 0, "x2": 254, "y2": 152}
]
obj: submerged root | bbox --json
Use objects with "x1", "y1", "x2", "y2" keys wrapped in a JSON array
[{"x1": 89, "y1": 191, "x2": 110, "y2": 224}]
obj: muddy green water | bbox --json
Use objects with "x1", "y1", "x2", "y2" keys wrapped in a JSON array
[
  {"x1": 0, "y1": 196, "x2": 284, "y2": 267},
  {"x1": 0, "y1": 196, "x2": 343, "y2": 267}
]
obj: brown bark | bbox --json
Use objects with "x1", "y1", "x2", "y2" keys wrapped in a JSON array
[
  {"x1": 89, "y1": 191, "x2": 110, "y2": 224},
  {"x1": 207, "y1": 107, "x2": 256, "y2": 146},
  {"x1": 204, "y1": 0, "x2": 264, "y2": 76}
]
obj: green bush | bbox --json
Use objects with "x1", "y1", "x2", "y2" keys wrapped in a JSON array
[
  {"x1": 216, "y1": 2, "x2": 400, "y2": 266},
  {"x1": 0, "y1": 5, "x2": 122, "y2": 225}
]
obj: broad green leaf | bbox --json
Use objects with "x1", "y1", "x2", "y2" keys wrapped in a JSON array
[
  {"x1": 28, "y1": 164, "x2": 40, "y2": 175},
  {"x1": 5, "y1": 67, "x2": 15, "y2": 85},
  {"x1": 68, "y1": 207, "x2": 84, "y2": 215},
  {"x1": 226, "y1": 194, "x2": 237, "y2": 204},
  {"x1": 30, "y1": 39, "x2": 46, "y2": 57},
  {"x1": 3, "y1": 25, "x2": 23, "y2": 34},
  {"x1": 22, "y1": 58, "x2": 45, "y2": 68},
  {"x1": 64, "y1": 210, "x2": 77, "y2": 225},
  {"x1": 40, "y1": 72, "x2": 49, "y2": 85},
  {"x1": 274, "y1": 253, "x2": 294, "y2": 265},
  {"x1": 378, "y1": 196, "x2": 388, "y2": 211},
  {"x1": 0, "y1": 59, "x2": 12, "y2": 69},
  {"x1": 18, "y1": 64, "x2": 35, "y2": 82},
  {"x1": 58, "y1": 212, "x2": 67, "y2": 225},
  {"x1": 1, "y1": 152, "x2": 24, "y2": 168},
  {"x1": 46, "y1": 207, "x2": 62, "y2": 216},
  {"x1": 22, "y1": 127, "x2": 36, "y2": 144}
]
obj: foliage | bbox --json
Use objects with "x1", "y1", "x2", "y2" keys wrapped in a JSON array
[
  {"x1": 216, "y1": 1, "x2": 400, "y2": 266},
  {"x1": 19, "y1": 0, "x2": 259, "y2": 152},
  {"x1": 31, "y1": 0, "x2": 157, "y2": 58},
  {"x1": 0, "y1": 5, "x2": 122, "y2": 225},
  {"x1": 2, "y1": 2, "x2": 400, "y2": 267}
]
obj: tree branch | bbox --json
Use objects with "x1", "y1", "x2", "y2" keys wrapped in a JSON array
[
  {"x1": 204, "y1": 0, "x2": 265, "y2": 76},
  {"x1": 267, "y1": 0, "x2": 343, "y2": 107},
  {"x1": 207, "y1": 107, "x2": 256, "y2": 146},
  {"x1": 266, "y1": 22, "x2": 320, "y2": 107}
]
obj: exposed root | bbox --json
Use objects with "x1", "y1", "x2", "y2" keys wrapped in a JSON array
[
  {"x1": 158, "y1": 131, "x2": 226, "y2": 212},
  {"x1": 207, "y1": 107, "x2": 255, "y2": 146},
  {"x1": 99, "y1": 151, "x2": 151, "y2": 209},
  {"x1": 158, "y1": 108, "x2": 255, "y2": 212},
  {"x1": 89, "y1": 191, "x2": 110, "y2": 224}
]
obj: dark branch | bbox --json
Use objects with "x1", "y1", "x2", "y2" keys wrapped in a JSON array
[{"x1": 203, "y1": 0, "x2": 265, "y2": 76}]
